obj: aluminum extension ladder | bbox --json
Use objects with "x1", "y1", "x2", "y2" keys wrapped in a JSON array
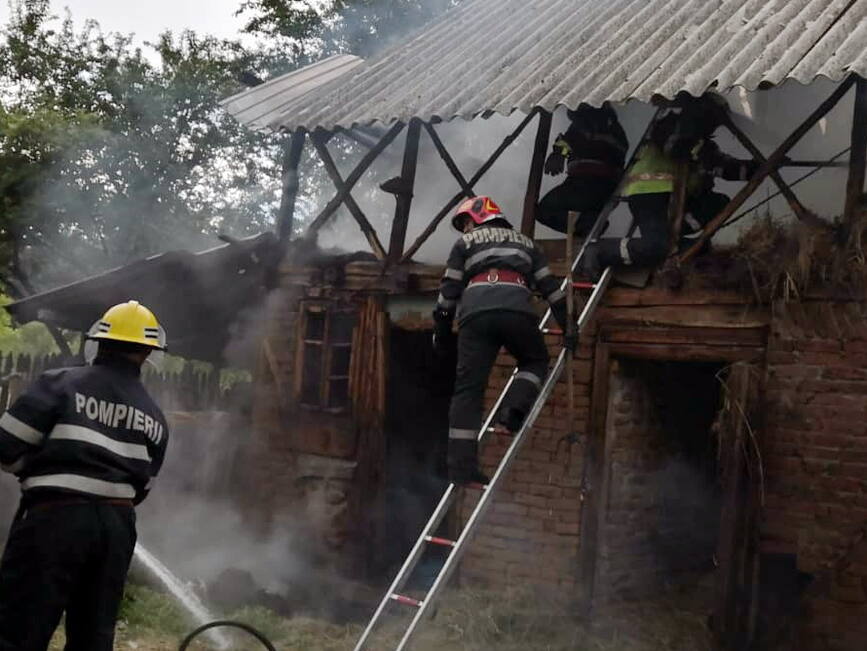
[{"x1": 353, "y1": 111, "x2": 663, "y2": 651}]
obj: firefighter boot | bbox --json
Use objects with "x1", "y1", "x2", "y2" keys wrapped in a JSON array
[
  {"x1": 579, "y1": 239, "x2": 623, "y2": 281},
  {"x1": 448, "y1": 439, "x2": 490, "y2": 485},
  {"x1": 493, "y1": 407, "x2": 525, "y2": 436}
]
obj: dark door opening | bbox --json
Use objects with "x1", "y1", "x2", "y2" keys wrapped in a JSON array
[
  {"x1": 379, "y1": 326, "x2": 454, "y2": 581},
  {"x1": 595, "y1": 358, "x2": 726, "y2": 605}
]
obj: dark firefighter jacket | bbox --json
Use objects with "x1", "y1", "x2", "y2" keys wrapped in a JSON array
[
  {"x1": 436, "y1": 223, "x2": 567, "y2": 327},
  {"x1": 0, "y1": 357, "x2": 168, "y2": 505},
  {"x1": 554, "y1": 108, "x2": 629, "y2": 177}
]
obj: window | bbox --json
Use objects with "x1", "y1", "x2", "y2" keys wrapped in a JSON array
[{"x1": 297, "y1": 304, "x2": 356, "y2": 412}]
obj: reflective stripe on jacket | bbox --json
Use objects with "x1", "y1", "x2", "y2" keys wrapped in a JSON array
[{"x1": 0, "y1": 358, "x2": 169, "y2": 504}]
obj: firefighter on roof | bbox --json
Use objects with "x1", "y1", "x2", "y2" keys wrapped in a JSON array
[
  {"x1": 0, "y1": 301, "x2": 169, "y2": 651},
  {"x1": 434, "y1": 197, "x2": 572, "y2": 485},
  {"x1": 581, "y1": 93, "x2": 759, "y2": 278},
  {"x1": 536, "y1": 102, "x2": 628, "y2": 236}
]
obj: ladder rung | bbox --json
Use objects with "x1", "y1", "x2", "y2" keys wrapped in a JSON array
[
  {"x1": 572, "y1": 281, "x2": 596, "y2": 290},
  {"x1": 542, "y1": 328, "x2": 563, "y2": 335},
  {"x1": 465, "y1": 481, "x2": 488, "y2": 490},
  {"x1": 425, "y1": 535, "x2": 456, "y2": 547},
  {"x1": 390, "y1": 593, "x2": 423, "y2": 607}
]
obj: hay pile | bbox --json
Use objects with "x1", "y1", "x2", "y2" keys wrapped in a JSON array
[{"x1": 685, "y1": 215, "x2": 867, "y2": 303}]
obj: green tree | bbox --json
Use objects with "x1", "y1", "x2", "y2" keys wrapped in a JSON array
[
  {"x1": 0, "y1": 0, "x2": 285, "y2": 291},
  {"x1": 237, "y1": 0, "x2": 462, "y2": 67}
]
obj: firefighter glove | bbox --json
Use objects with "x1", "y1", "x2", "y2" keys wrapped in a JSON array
[
  {"x1": 432, "y1": 309, "x2": 454, "y2": 356},
  {"x1": 544, "y1": 152, "x2": 566, "y2": 176},
  {"x1": 563, "y1": 330, "x2": 579, "y2": 352}
]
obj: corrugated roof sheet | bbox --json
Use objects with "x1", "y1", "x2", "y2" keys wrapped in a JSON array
[
  {"x1": 219, "y1": 54, "x2": 363, "y2": 132},
  {"x1": 228, "y1": 0, "x2": 867, "y2": 132}
]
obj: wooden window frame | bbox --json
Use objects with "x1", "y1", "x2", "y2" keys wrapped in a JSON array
[{"x1": 294, "y1": 302, "x2": 355, "y2": 414}]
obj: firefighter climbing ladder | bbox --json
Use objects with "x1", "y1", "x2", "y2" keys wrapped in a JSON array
[{"x1": 353, "y1": 110, "x2": 664, "y2": 651}]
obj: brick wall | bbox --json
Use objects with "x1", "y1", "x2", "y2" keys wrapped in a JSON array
[
  {"x1": 459, "y1": 329, "x2": 593, "y2": 593},
  {"x1": 762, "y1": 303, "x2": 867, "y2": 650},
  {"x1": 457, "y1": 299, "x2": 867, "y2": 648},
  {"x1": 244, "y1": 286, "x2": 304, "y2": 532}
]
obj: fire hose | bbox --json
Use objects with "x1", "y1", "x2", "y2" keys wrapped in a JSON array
[{"x1": 179, "y1": 620, "x2": 276, "y2": 650}]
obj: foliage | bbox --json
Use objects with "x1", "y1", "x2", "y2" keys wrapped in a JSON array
[
  {"x1": 237, "y1": 0, "x2": 462, "y2": 63},
  {"x1": 0, "y1": 293, "x2": 61, "y2": 355},
  {"x1": 0, "y1": 0, "x2": 285, "y2": 292}
]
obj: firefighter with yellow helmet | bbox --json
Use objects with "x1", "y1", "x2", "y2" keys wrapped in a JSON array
[{"x1": 0, "y1": 301, "x2": 168, "y2": 651}]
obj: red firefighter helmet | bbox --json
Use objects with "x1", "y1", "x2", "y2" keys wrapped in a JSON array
[{"x1": 451, "y1": 196, "x2": 506, "y2": 231}]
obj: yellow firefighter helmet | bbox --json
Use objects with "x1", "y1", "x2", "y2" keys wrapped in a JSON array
[{"x1": 87, "y1": 300, "x2": 166, "y2": 350}]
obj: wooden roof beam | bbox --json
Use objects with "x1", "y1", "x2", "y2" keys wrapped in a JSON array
[
  {"x1": 305, "y1": 121, "x2": 405, "y2": 237},
  {"x1": 400, "y1": 108, "x2": 539, "y2": 263},
  {"x1": 310, "y1": 132, "x2": 388, "y2": 260}
]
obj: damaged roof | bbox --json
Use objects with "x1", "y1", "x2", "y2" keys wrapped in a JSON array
[
  {"x1": 5, "y1": 234, "x2": 281, "y2": 363},
  {"x1": 239, "y1": 0, "x2": 867, "y2": 132}
]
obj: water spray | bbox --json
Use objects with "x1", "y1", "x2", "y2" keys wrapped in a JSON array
[{"x1": 133, "y1": 544, "x2": 232, "y2": 650}]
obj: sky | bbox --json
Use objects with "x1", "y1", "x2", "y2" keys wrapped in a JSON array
[{"x1": 0, "y1": 0, "x2": 247, "y2": 42}]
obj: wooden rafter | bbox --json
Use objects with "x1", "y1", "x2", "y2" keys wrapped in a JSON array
[
  {"x1": 305, "y1": 122, "x2": 405, "y2": 237},
  {"x1": 423, "y1": 122, "x2": 474, "y2": 196},
  {"x1": 310, "y1": 133, "x2": 388, "y2": 260},
  {"x1": 521, "y1": 109, "x2": 552, "y2": 237},
  {"x1": 844, "y1": 76, "x2": 867, "y2": 228},
  {"x1": 678, "y1": 75, "x2": 857, "y2": 264},
  {"x1": 277, "y1": 128, "x2": 307, "y2": 241},
  {"x1": 722, "y1": 115, "x2": 818, "y2": 225},
  {"x1": 400, "y1": 109, "x2": 539, "y2": 263},
  {"x1": 667, "y1": 161, "x2": 689, "y2": 256}
]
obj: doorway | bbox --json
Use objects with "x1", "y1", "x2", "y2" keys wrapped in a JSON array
[
  {"x1": 378, "y1": 326, "x2": 454, "y2": 581},
  {"x1": 579, "y1": 330, "x2": 766, "y2": 649},
  {"x1": 593, "y1": 358, "x2": 726, "y2": 603}
]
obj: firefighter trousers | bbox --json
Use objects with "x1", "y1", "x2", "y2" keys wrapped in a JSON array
[
  {"x1": 0, "y1": 500, "x2": 137, "y2": 651},
  {"x1": 536, "y1": 175, "x2": 619, "y2": 236},
  {"x1": 591, "y1": 191, "x2": 728, "y2": 268},
  {"x1": 448, "y1": 311, "x2": 549, "y2": 442}
]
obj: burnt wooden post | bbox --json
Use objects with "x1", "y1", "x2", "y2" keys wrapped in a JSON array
[
  {"x1": 277, "y1": 128, "x2": 307, "y2": 241},
  {"x1": 679, "y1": 75, "x2": 857, "y2": 264},
  {"x1": 667, "y1": 161, "x2": 689, "y2": 255},
  {"x1": 521, "y1": 109, "x2": 552, "y2": 237},
  {"x1": 387, "y1": 118, "x2": 422, "y2": 264},
  {"x1": 844, "y1": 76, "x2": 867, "y2": 228}
]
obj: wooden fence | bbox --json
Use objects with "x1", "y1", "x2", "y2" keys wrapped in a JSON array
[{"x1": 0, "y1": 353, "x2": 250, "y2": 412}]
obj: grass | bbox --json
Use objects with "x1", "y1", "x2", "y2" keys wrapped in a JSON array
[{"x1": 48, "y1": 581, "x2": 713, "y2": 651}]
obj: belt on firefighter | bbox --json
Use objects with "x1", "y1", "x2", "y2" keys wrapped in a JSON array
[
  {"x1": 25, "y1": 497, "x2": 134, "y2": 510},
  {"x1": 566, "y1": 159, "x2": 620, "y2": 178},
  {"x1": 468, "y1": 269, "x2": 527, "y2": 286}
]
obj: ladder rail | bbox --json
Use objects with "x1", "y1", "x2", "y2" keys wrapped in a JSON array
[
  {"x1": 352, "y1": 485, "x2": 459, "y2": 651},
  {"x1": 395, "y1": 270, "x2": 614, "y2": 650}
]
